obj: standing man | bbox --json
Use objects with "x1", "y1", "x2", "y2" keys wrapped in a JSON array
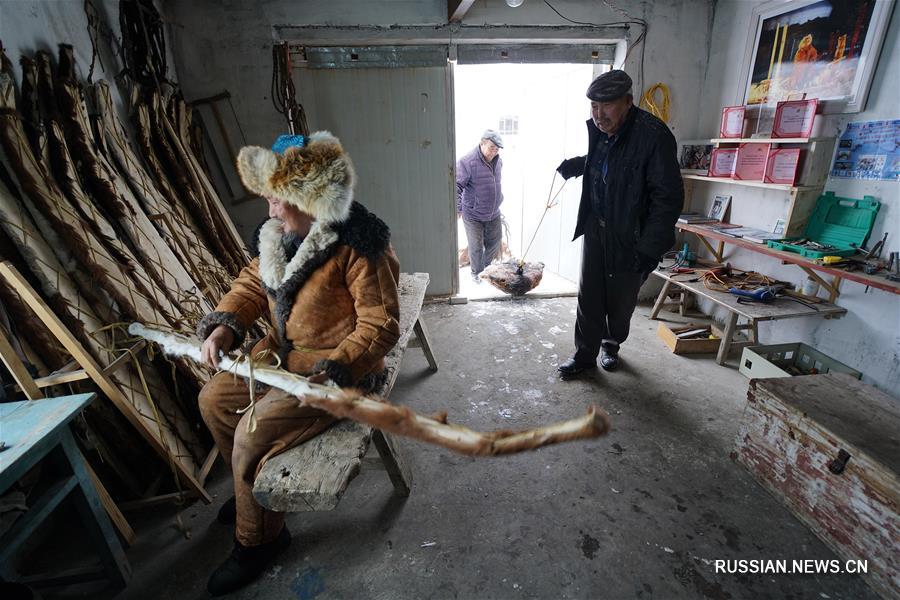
[
  {"x1": 555, "y1": 70, "x2": 682, "y2": 376},
  {"x1": 457, "y1": 129, "x2": 505, "y2": 283}
]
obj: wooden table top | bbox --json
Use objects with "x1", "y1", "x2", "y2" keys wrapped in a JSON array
[{"x1": 652, "y1": 268, "x2": 846, "y2": 322}]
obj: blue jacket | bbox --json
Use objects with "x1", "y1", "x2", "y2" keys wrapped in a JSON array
[{"x1": 456, "y1": 146, "x2": 503, "y2": 221}]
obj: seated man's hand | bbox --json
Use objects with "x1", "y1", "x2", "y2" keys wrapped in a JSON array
[
  {"x1": 306, "y1": 371, "x2": 329, "y2": 385},
  {"x1": 200, "y1": 324, "x2": 234, "y2": 369},
  {"x1": 556, "y1": 158, "x2": 582, "y2": 180}
]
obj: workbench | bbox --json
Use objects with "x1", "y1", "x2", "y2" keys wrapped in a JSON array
[
  {"x1": 0, "y1": 393, "x2": 130, "y2": 589},
  {"x1": 649, "y1": 267, "x2": 846, "y2": 365},
  {"x1": 678, "y1": 223, "x2": 900, "y2": 301}
]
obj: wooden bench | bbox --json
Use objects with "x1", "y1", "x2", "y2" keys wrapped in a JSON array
[
  {"x1": 253, "y1": 272, "x2": 437, "y2": 512},
  {"x1": 649, "y1": 267, "x2": 846, "y2": 365}
]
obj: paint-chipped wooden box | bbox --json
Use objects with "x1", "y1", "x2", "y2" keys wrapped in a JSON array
[{"x1": 733, "y1": 373, "x2": 899, "y2": 599}]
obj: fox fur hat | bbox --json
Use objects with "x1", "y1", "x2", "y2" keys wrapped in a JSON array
[{"x1": 237, "y1": 131, "x2": 355, "y2": 225}]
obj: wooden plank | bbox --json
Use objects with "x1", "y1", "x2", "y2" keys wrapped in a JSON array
[
  {"x1": 716, "y1": 312, "x2": 739, "y2": 365},
  {"x1": 649, "y1": 280, "x2": 674, "y2": 319},
  {"x1": 372, "y1": 430, "x2": 411, "y2": 497},
  {"x1": 0, "y1": 262, "x2": 211, "y2": 503},
  {"x1": 651, "y1": 269, "x2": 845, "y2": 321},
  {"x1": 85, "y1": 462, "x2": 135, "y2": 546},
  {"x1": 679, "y1": 222, "x2": 900, "y2": 295},
  {"x1": 449, "y1": 0, "x2": 476, "y2": 22},
  {"x1": 198, "y1": 447, "x2": 219, "y2": 485},
  {"x1": 253, "y1": 273, "x2": 430, "y2": 511},
  {"x1": 413, "y1": 317, "x2": 438, "y2": 372},
  {"x1": 0, "y1": 326, "x2": 42, "y2": 399}
]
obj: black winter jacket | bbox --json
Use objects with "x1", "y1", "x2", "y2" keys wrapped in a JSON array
[{"x1": 558, "y1": 107, "x2": 683, "y2": 274}]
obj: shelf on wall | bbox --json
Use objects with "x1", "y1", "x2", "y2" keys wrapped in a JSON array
[
  {"x1": 709, "y1": 137, "x2": 827, "y2": 144},
  {"x1": 681, "y1": 173, "x2": 819, "y2": 193}
]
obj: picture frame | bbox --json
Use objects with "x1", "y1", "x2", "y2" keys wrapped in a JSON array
[
  {"x1": 678, "y1": 140, "x2": 714, "y2": 173},
  {"x1": 708, "y1": 194, "x2": 732, "y2": 221},
  {"x1": 772, "y1": 99, "x2": 819, "y2": 138},
  {"x1": 737, "y1": 0, "x2": 896, "y2": 114},
  {"x1": 719, "y1": 106, "x2": 746, "y2": 138}
]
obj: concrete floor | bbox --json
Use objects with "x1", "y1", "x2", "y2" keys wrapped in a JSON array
[
  {"x1": 457, "y1": 265, "x2": 578, "y2": 301},
  {"x1": 44, "y1": 297, "x2": 876, "y2": 599}
]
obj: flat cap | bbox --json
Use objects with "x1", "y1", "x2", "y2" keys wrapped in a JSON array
[
  {"x1": 586, "y1": 70, "x2": 633, "y2": 102},
  {"x1": 481, "y1": 129, "x2": 504, "y2": 148}
]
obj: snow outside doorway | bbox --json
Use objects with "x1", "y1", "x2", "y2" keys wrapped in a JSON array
[{"x1": 454, "y1": 62, "x2": 597, "y2": 300}]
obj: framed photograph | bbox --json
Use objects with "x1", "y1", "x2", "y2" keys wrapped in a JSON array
[
  {"x1": 738, "y1": 0, "x2": 896, "y2": 114},
  {"x1": 708, "y1": 194, "x2": 732, "y2": 221},
  {"x1": 764, "y1": 147, "x2": 802, "y2": 184},
  {"x1": 678, "y1": 140, "x2": 714, "y2": 173},
  {"x1": 772, "y1": 99, "x2": 819, "y2": 138},
  {"x1": 708, "y1": 148, "x2": 738, "y2": 177},
  {"x1": 719, "y1": 106, "x2": 746, "y2": 138},
  {"x1": 733, "y1": 143, "x2": 771, "y2": 180}
]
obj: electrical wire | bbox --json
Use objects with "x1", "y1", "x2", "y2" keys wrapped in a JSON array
[
  {"x1": 541, "y1": 0, "x2": 648, "y2": 91},
  {"x1": 640, "y1": 83, "x2": 670, "y2": 122}
]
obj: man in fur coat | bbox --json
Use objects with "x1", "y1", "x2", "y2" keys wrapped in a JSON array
[{"x1": 195, "y1": 131, "x2": 401, "y2": 595}]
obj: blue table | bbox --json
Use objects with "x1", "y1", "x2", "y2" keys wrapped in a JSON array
[{"x1": 0, "y1": 393, "x2": 130, "y2": 588}]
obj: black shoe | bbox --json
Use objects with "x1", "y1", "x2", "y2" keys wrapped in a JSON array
[
  {"x1": 557, "y1": 357, "x2": 595, "y2": 376},
  {"x1": 216, "y1": 496, "x2": 236, "y2": 525},
  {"x1": 599, "y1": 349, "x2": 619, "y2": 371},
  {"x1": 207, "y1": 527, "x2": 291, "y2": 596}
]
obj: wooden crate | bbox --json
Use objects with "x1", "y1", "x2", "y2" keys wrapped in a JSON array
[
  {"x1": 656, "y1": 321, "x2": 721, "y2": 354},
  {"x1": 734, "y1": 373, "x2": 900, "y2": 599}
]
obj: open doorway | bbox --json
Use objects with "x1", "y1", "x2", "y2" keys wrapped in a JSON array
[{"x1": 454, "y1": 62, "x2": 603, "y2": 300}]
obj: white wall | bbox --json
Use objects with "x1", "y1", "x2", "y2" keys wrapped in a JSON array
[
  {"x1": 697, "y1": 0, "x2": 900, "y2": 397},
  {"x1": 166, "y1": 0, "x2": 713, "y2": 293}
]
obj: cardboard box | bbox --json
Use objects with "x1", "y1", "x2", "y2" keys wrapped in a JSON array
[{"x1": 656, "y1": 322, "x2": 721, "y2": 354}]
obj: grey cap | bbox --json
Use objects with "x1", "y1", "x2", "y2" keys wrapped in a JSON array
[
  {"x1": 586, "y1": 70, "x2": 633, "y2": 102},
  {"x1": 481, "y1": 129, "x2": 504, "y2": 148}
]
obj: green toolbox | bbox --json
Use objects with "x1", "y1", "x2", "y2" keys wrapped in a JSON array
[{"x1": 768, "y1": 192, "x2": 881, "y2": 258}]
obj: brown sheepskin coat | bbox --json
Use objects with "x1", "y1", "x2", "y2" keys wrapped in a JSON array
[{"x1": 198, "y1": 204, "x2": 400, "y2": 391}]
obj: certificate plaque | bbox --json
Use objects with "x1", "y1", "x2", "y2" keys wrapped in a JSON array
[
  {"x1": 764, "y1": 148, "x2": 802, "y2": 184},
  {"x1": 733, "y1": 143, "x2": 771, "y2": 181},
  {"x1": 719, "y1": 105, "x2": 746, "y2": 138},
  {"x1": 708, "y1": 148, "x2": 738, "y2": 177},
  {"x1": 772, "y1": 99, "x2": 818, "y2": 139}
]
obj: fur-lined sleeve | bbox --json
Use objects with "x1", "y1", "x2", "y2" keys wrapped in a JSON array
[
  {"x1": 197, "y1": 257, "x2": 268, "y2": 347},
  {"x1": 323, "y1": 247, "x2": 400, "y2": 384}
]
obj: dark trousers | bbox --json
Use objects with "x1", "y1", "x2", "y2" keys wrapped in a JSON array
[
  {"x1": 463, "y1": 215, "x2": 502, "y2": 275},
  {"x1": 573, "y1": 215, "x2": 645, "y2": 364}
]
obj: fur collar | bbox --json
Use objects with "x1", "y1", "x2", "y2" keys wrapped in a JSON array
[
  {"x1": 257, "y1": 218, "x2": 338, "y2": 290},
  {"x1": 254, "y1": 202, "x2": 391, "y2": 355}
]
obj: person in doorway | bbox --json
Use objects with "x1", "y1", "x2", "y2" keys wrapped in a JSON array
[
  {"x1": 456, "y1": 129, "x2": 505, "y2": 283},
  {"x1": 196, "y1": 132, "x2": 400, "y2": 596},
  {"x1": 554, "y1": 70, "x2": 682, "y2": 376}
]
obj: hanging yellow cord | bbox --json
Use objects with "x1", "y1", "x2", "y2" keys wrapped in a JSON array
[{"x1": 640, "y1": 83, "x2": 671, "y2": 123}]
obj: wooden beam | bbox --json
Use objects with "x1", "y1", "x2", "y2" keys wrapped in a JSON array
[
  {"x1": 0, "y1": 327, "x2": 42, "y2": 400},
  {"x1": 449, "y1": 0, "x2": 476, "y2": 22}
]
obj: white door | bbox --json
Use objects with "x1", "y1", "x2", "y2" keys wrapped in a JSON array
[{"x1": 295, "y1": 49, "x2": 456, "y2": 294}]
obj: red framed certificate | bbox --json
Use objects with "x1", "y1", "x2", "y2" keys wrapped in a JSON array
[
  {"x1": 719, "y1": 106, "x2": 746, "y2": 138},
  {"x1": 772, "y1": 99, "x2": 818, "y2": 139},
  {"x1": 707, "y1": 148, "x2": 738, "y2": 177},
  {"x1": 733, "y1": 143, "x2": 770, "y2": 181},
  {"x1": 764, "y1": 148, "x2": 801, "y2": 184}
]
